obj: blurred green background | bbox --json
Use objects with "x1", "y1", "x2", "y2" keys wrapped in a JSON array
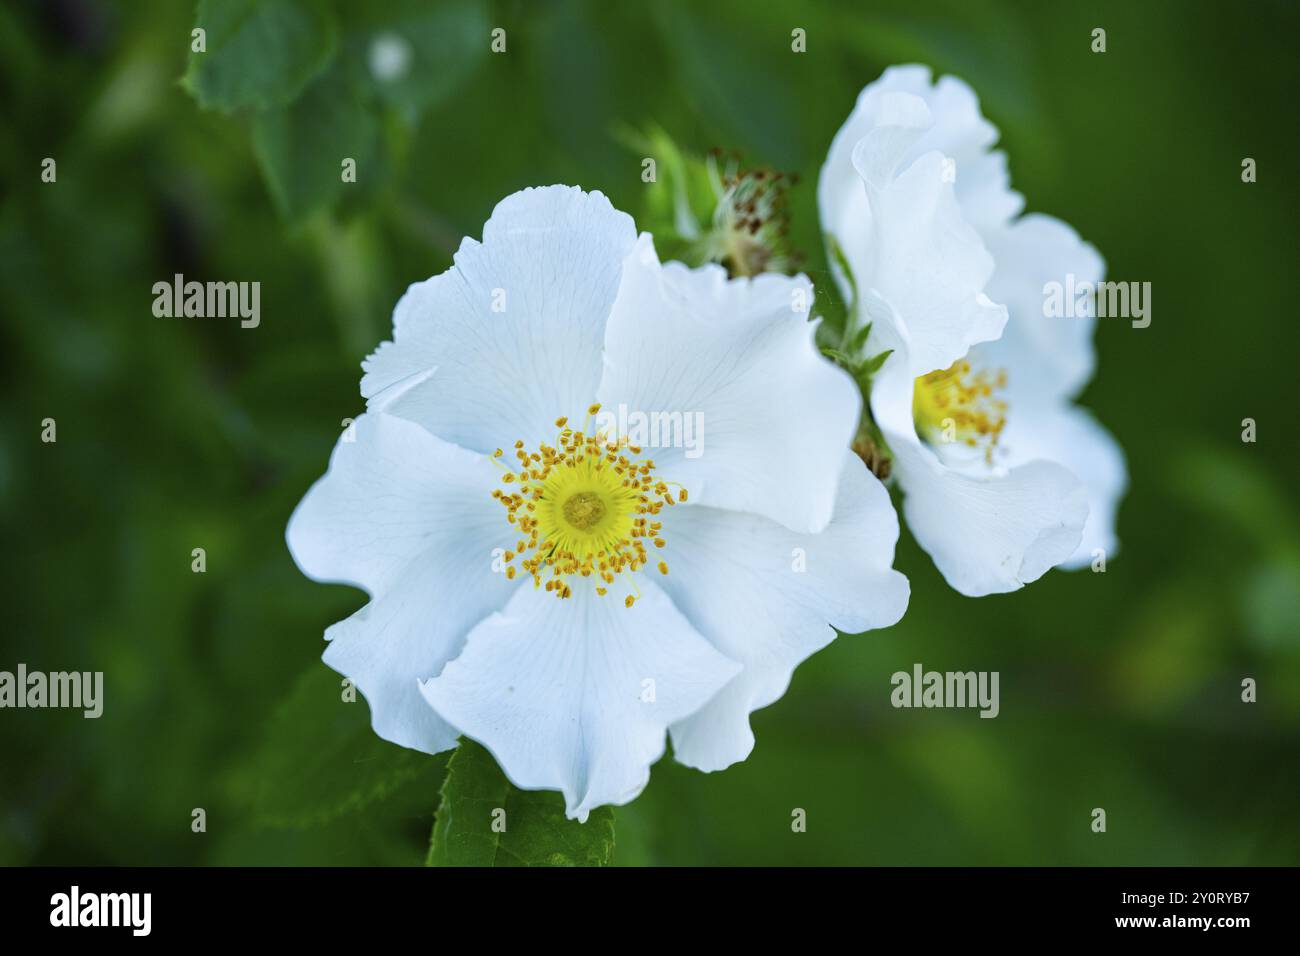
[{"x1": 2, "y1": 0, "x2": 1298, "y2": 866}]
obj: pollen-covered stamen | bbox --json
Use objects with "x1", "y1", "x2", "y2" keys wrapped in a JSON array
[
  {"x1": 491, "y1": 405, "x2": 678, "y2": 604},
  {"x1": 913, "y1": 359, "x2": 1008, "y2": 464}
]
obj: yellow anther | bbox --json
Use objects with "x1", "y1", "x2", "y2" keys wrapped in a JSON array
[
  {"x1": 492, "y1": 408, "x2": 671, "y2": 605},
  {"x1": 913, "y1": 359, "x2": 1008, "y2": 464}
]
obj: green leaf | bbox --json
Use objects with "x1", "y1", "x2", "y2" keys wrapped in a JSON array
[
  {"x1": 251, "y1": 61, "x2": 379, "y2": 221},
  {"x1": 249, "y1": 662, "x2": 445, "y2": 828},
  {"x1": 819, "y1": 347, "x2": 855, "y2": 368},
  {"x1": 428, "y1": 739, "x2": 615, "y2": 867},
  {"x1": 825, "y1": 232, "x2": 858, "y2": 310},
  {"x1": 861, "y1": 348, "x2": 894, "y2": 376},
  {"x1": 847, "y1": 321, "x2": 873, "y2": 355},
  {"x1": 615, "y1": 123, "x2": 718, "y2": 248},
  {"x1": 649, "y1": 1, "x2": 804, "y2": 169},
  {"x1": 183, "y1": 0, "x2": 339, "y2": 113},
  {"x1": 345, "y1": 0, "x2": 491, "y2": 124}
]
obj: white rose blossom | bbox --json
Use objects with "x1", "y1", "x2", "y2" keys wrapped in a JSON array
[
  {"x1": 287, "y1": 185, "x2": 909, "y2": 820},
  {"x1": 819, "y1": 65, "x2": 1127, "y2": 597}
]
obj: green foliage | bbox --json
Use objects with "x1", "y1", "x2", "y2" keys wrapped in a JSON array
[
  {"x1": 428, "y1": 740, "x2": 616, "y2": 867},
  {"x1": 252, "y1": 60, "x2": 379, "y2": 220},
  {"x1": 184, "y1": 0, "x2": 488, "y2": 222},
  {"x1": 2, "y1": 0, "x2": 1299, "y2": 867},
  {"x1": 183, "y1": 0, "x2": 339, "y2": 112},
  {"x1": 345, "y1": 0, "x2": 490, "y2": 121},
  {"x1": 618, "y1": 124, "x2": 800, "y2": 277},
  {"x1": 822, "y1": 319, "x2": 893, "y2": 417},
  {"x1": 616, "y1": 124, "x2": 718, "y2": 263},
  {"x1": 825, "y1": 233, "x2": 858, "y2": 313},
  {"x1": 247, "y1": 664, "x2": 446, "y2": 829}
]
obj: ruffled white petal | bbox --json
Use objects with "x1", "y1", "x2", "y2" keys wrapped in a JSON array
[
  {"x1": 320, "y1": 560, "x2": 503, "y2": 755},
  {"x1": 868, "y1": 322, "x2": 1087, "y2": 597},
  {"x1": 818, "y1": 76, "x2": 1008, "y2": 376},
  {"x1": 286, "y1": 413, "x2": 513, "y2": 753},
  {"x1": 845, "y1": 89, "x2": 934, "y2": 194},
  {"x1": 997, "y1": 401, "x2": 1126, "y2": 569},
  {"x1": 894, "y1": 439, "x2": 1087, "y2": 596},
  {"x1": 857, "y1": 141, "x2": 1008, "y2": 375},
  {"x1": 980, "y1": 213, "x2": 1106, "y2": 405},
  {"x1": 658, "y1": 452, "x2": 909, "y2": 771},
  {"x1": 419, "y1": 578, "x2": 741, "y2": 822},
  {"x1": 819, "y1": 64, "x2": 1022, "y2": 256},
  {"x1": 595, "y1": 237, "x2": 860, "y2": 534},
  {"x1": 361, "y1": 185, "x2": 638, "y2": 452},
  {"x1": 888, "y1": 66, "x2": 1023, "y2": 232},
  {"x1": 818, "y1": 66, "x2": 1123, "y2": 595}
]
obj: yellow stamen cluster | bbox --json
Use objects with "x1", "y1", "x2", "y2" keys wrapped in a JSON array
[
  {"x1": 491, "y1": 405, "x2": 681, "y2": 605},
  {"x1": 913, "y1": 359, "x2": 1008, "y2": 463}
]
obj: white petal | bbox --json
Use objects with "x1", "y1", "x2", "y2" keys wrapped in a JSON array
[
  {"x1": 287, "y1": 413, "x2": 502, "y2": 591},
  {"x1": 894, "y1": 440, "x2": 1088, "y2": 597},
  {"x1": 997, "y1": 401, "x2": 1126, "y2": 569},
  {"x1": 915, "y1": 71, "x2": 1023, "y2": 232},
  {"x1": 869, "y1": 330, "x2": 1087, "y2": 597},
  {"x1": 321, "y1": 559, "x2": 507, "y2": 755},
  {"x1": 819, "y1": 66, "x2": 1019, "y2": 374},
  {"x1": 286, "y1": 413, "x2": 514, "y2": 753},
  {"x1": 420, "y1": 579, "x2": 740, "y2": 821},
  {"x1": 847, "y1": 90, "x2": 935, "y2": 193},
  {"x1": 819, "y1": 65, "x2": 1022, "y2": 248},
  {"x1": 595, "y1": 238, "x2": 860, "y2": 533},
  {"x1": 953, "y1": 145, "x2": 1022, "y2": 238},
  {"x1": 361, "y1": 185, "x2": 638, "y2": 452},
  {"x1": 853, "y1": 143, "x2": 1008, "y2": 375},
  {"x1": 659, "y1": 452, "x2": 909, "y2": 771},
  {"x1": 980, "y1": 213, "x2": 1106, "y2": 404}
]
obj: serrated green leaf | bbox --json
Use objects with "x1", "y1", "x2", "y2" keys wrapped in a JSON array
[
  {"x1": 251, "y1": 60, "x2": 379, "y2": 221},
  {"x1": 250, "y1": 662, "x2": 445, "y2": 829},
  {"x1": 428, "y1": 739, "x2": 615, "y2": 867},
  {"x1": 184, "y1": 0, "x2": 339, "y2": 113}
]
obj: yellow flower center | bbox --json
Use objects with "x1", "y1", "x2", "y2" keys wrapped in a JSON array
[
  {"x1": 490, "y1": 405, "x2": 682, "y2": 605},
  {"x1": 561, "y1": 491, "x2": 607, "y2": 530},
  {"x1": 913, "y1": 359, "x2": 1008, "y2": 464}
]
